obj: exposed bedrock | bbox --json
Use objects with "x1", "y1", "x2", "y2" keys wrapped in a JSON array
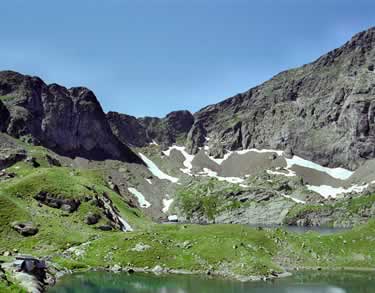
[
  {"x1": 0, "y1": 71, "x2": 142, "y2": 163},
  {"x1": 185, "y1": 27, "x2": 375, "y2": 170}
]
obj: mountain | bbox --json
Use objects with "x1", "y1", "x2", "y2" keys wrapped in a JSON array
[
  {"x1": 1, "y1": 27, "x2": 375, "y2": 292},
  {"x1": 106, "y1": 27, "x2": 375, "y2": 171},
  {"x1": 0, "y1": 71, "x2": 142, "y2": 163},
  {"x1": 107, "y1": 110, "x2": 194, "y2": 148},
  {"x1": 185, "y1": 27, "x2": 375, "y2": 170}
]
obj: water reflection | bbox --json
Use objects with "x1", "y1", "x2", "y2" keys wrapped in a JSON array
[
  {"x1": 49, "y1": 271, "x2": 375, "y2": 293},
  {"x1": 247, "y1": 224, "x2": 350, "y2": 235}
]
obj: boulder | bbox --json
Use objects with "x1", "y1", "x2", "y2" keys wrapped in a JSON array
[
  {"x1": 11, "y1": 222, "x2": 38, "y2": 236},
  {"x1": 34, "y1": 192, "x2": 80, "y2": 213},
  {"x1": 84, "y1": 213, "x2": 101, "y2": 225}
]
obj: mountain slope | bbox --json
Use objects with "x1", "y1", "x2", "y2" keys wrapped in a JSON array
[
  {"x1": 0, "y1": 71, "x2": 142, "y2": 163},
  {"x1": 186, "y1": 27, "x2": 375, "y2": 170},
  {"x1": 107, "y1": 110, "x2": 194, "y2": 148}
]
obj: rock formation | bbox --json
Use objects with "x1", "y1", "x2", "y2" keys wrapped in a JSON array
[
  {"x1": 0, "y1": 71, "x2": 142, "y2": 163},
  {"x1": 108, "y1": 110, "x2": 194, "y2": 148},
  {"x1": 185, "y1": 27, "x2": 375, "y2": 170}
]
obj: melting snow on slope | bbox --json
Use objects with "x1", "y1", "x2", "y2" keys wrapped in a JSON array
[
  {"x1": 207, "y1": 148, "x2": 284, "y2": 165},
  {"x1": 162, "y1": 196, "x2": 174, "y2": 213},
  {"x1": 266, "y1": 168, "x2": 296, "y2": 177},
  {"x1": 285, "y1": 156, "x2": 353, "y2": 180},
  {"x1": 163, "y1": 146, "x2": 195, "y2": 175},
  {"x1": 139, "y1": 153, "x2": 179, "y2": 183},
  {"x1": 282, "y1": 194, "x2": 306, "y2": 204},
  {"x1": 199, "y1": 168, "x2": 245, "y2": 184},
  {"x1": 168, "y1": 215, "x2": 178, "y2": 221},
  {"x1": 307, "y1": 184, "x2": 369, "y2": 199},
  {"x1": 128, "y1": 187, "x2": 151, "y2": 208},
  {"x1": 118, "y1": 216, "x2": 133, "y2": 232}
]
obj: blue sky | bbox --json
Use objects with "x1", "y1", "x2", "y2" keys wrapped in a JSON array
[{"x1": 0, "y1": 0, "x2": 374, "y2": 117}]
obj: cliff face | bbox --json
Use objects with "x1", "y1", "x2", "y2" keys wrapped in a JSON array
[
  {"x1": 107, "y1": 110, "x2": 194, "y2": 148},
  {"x1": 0, "y1": 100, "x2": 10, "y2": 132},
  {"x1": 185, "y1": 27, "x2": 375, "y2": 170},
  {"x1": 0, "y1": 71, "x2": 141, "y2": 163}
]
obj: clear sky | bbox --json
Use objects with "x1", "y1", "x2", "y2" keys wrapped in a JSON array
[{"x1": 0, "y1": 0, "x2": 374, "y2": 117}]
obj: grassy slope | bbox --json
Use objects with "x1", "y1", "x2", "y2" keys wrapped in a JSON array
[
  {"x1": 284, "y1": 194, "x2": 375, "y2": 225},
  {"x1": 51, "y1": 220, "x2": 375, "y2": 279},
  {"x1": 0, "y1": 155, "x2": 149, "y2": 256},
  {"x1": 0, "y1": 141, "x2": 374, "y2": 290}
]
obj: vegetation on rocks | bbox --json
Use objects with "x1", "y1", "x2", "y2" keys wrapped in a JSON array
[{"x1": 175, "y1": 179, "x2": 244, "y2": 220}]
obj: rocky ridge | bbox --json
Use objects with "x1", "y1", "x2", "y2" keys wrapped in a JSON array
[
  {"x1": 107, "y1": 110, "x2": 194, "y2": 148},
  {"x1": 0, "y1": 71, "x2": 141, "y2": 163},
  {"x1": 107, "y1": 27, "x2": 375, "y2": 170},
  {"x1": 186, "y1": 27, "x2": 375, "y2": 170}
]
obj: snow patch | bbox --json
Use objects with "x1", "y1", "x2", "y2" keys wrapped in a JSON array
[
  {"x1": 128, "y1": 187, "x2": 151, "y2": 208},
  {"x1": 168, "y1": 215, "x2": 178, "y2": 222},
  {"x1": 267, "y1": 169, "x2": 296, "y2": 177},
  {"x1": 199, "y1": 168, "x2": 245, "y2": 184},
  {"x1": 139, "y1": 153, "x2": 179, "y2": 183},
  {"x1": 207, "y1": 148, "x2": 283, "y2": 165},
  {"x1": 205, "y1": 147, "x2": 353, "y2": 181},
  {"x1": 282, "y1": 194, "x2": 306, "y2": 204},
  {"x1": 145, "y1": 178, "x2": 152, "y2": 185},
  {"x1": 307, "y1": 184, "x2": 369, "y2": 199},
  {"x1": 285, "y1": 156, "x2": 353, "y2": 180},
  {"x1": 163, "y1": 146, "x2": 195, "y2": 175},
  {"x1": 162, "y1": 197, "x2": 174, "y2": 213},
  {"x1": 118, "y1": 217, "x2": 133, "y2": 232}
]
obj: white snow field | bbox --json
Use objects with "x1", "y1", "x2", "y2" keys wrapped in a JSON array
[
  {"x1": 285, "y1": 155, "x2": 353, "y2": 180},
  {"x1": 154, "y1": 145, "x2": 365, "y2": 199},
  {"x1": 282, "y1": 194, "x2": 306, "y2": 204},
  {"x1": 199, "y1": 168, "x2": 245, "y2": 184},
  {"x1": 266, "y1": 169, "x2": 296, "y2": 177},
  {"x1": 205, "y1": 147, "x2": 353, "y2": 180},
  {"x1": 128, "y1": 187, "x2": 152, "y2": 208},
  {"x1": 163, "y1": 146, "x2": 195, "y2": 175},
  {"x1": 119, "y1": 217, "x2": 133, "y2": 232},
  {"x1": 162, "y1": 196, "x2": 174, "y2": 213},
  {"x1": 167, "y1": 215, "x2": 178, "y2": 221},
  {"x1": 139, "y1": 153, "x2": 179, "y2": 183},
  {"x1": 307, "y1": 184, "x2": 369, "y2": 199}
]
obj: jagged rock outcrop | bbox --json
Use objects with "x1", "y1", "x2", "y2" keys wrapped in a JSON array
[
  {"x1": 0, "y1": 71, "x2": 142, "y2": 163},
  {"x1": 0, "y1": 100, "x2": 10, "y2": 132},
  {"x1": 0, "y1": 133, "x2": 27, "y2": 169},
  {"x1": 185, "y1": 27, "x2": 375, "y2": 170},
  {"x1": 107, "y1": 112, "x2": 150, "y2": 147},
  {"x1": 108, "y1": 110, "x2": 194, "y2": 148}
]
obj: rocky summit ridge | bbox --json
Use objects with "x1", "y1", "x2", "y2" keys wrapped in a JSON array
[
  {"x1": 1, "y1": 27, "x2": 375, "y2": 170},
  {"x1": 106, "y1": 26, "x2": 375, "y2": 171},
  {"x1": 0, "y1": 71, "x2": 142, "y2": 163}
]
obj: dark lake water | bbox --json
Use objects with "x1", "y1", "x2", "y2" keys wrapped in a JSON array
[
  {"x1": 245, "y1": 224, "x2": 350, "y2": 235},
  {"x1": 49, "y1": 270, "x2": 375, "y2": 293}
]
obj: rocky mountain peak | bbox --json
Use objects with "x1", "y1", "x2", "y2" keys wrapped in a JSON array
[
  {"x1": 184, "y1": 27, "x2": 375, "y2": 170},
  {"x1": 0, "y1": 71, "x2": 142, "y2": 163},
  {"x1": 108, "y1": 110, "x2": 194, "y2": 148}
]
